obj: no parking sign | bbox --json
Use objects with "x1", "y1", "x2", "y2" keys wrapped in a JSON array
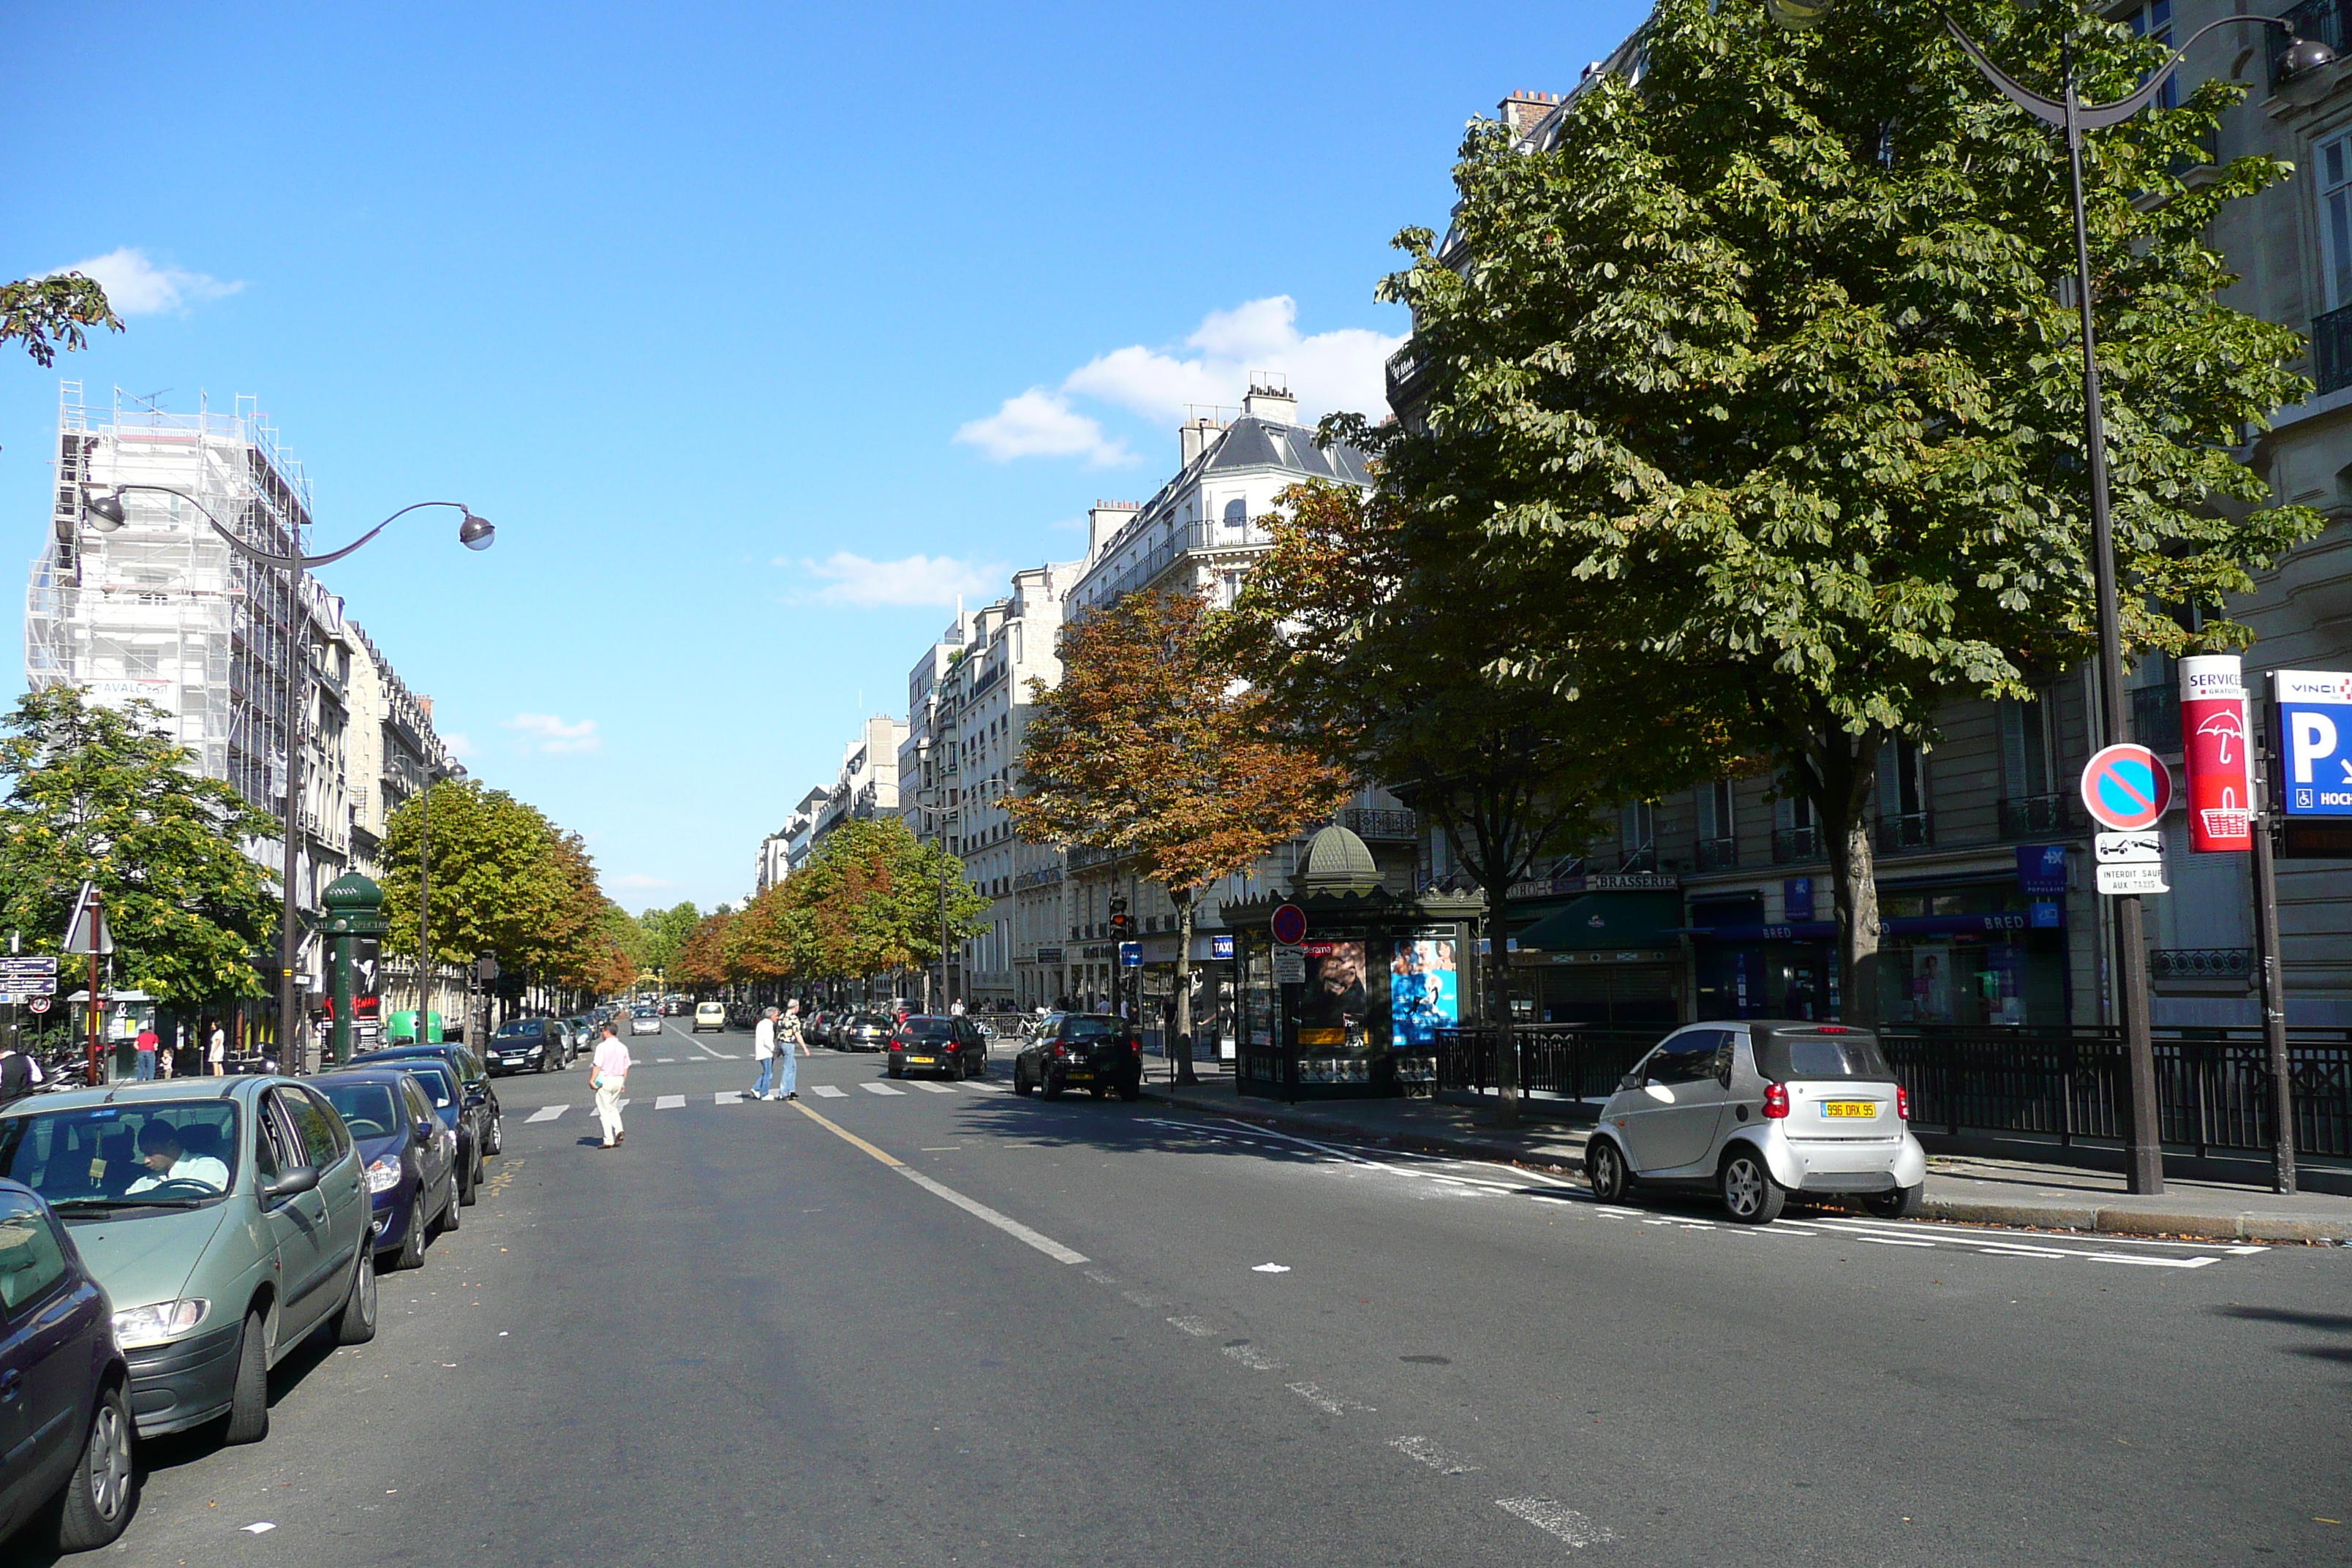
[{"x1": 2080, "y1": 744, "x2": 2172, "y2": 832}]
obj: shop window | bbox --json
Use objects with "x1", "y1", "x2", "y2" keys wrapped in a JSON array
[{"x1": 1876, "y1": 739, "x2": 1932, "y2": 851}]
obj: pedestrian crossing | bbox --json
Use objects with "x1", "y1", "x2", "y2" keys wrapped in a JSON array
[{"x1": 510, "y1": 1077, "x2": 1008, "y2": 1121}]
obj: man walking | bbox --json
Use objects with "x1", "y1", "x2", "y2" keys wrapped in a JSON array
[
  {"x1": 590, "y1": 1020, "x2": 633, "y2": 1149},
  {"x1": 752, "y1": 1006, "x2": 781, "y2": 1101}
]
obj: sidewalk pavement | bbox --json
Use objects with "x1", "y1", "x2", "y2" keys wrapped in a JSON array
[{"x1": 1138, "y1": 1070, "x2": 2351, "y2": 1245}]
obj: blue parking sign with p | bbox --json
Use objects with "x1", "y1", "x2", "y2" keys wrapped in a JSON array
[{"x1": 2276, "y1": 670, "x2": 2352, "y2": 817}]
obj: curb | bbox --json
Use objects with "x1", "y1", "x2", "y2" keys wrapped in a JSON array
[{"x1": 1139, "y1": 1085, "x2": 2350, "y2": 1245}]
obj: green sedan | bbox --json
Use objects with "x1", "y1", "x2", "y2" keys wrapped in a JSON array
[{"x1": 0, "y1": 1077, "x2": 377, "y2": 1444}]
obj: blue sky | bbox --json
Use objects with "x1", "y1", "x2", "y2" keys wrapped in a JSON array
[{"x1": 3, "y1": 0, "x2": 1651, "y2": 913}]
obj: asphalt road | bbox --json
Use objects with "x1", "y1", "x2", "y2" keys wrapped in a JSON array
[{"x1": 67, "y1": 1017, "x2": 2352, "y2": 1567}]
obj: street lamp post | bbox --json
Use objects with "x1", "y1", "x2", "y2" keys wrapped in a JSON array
[
  {"x1": 83, "y1": 485, "x2": 491, "y2": 1071},
  {"x1": 1771, "y1": 3, "x2": 2335, "y2": 1196}
]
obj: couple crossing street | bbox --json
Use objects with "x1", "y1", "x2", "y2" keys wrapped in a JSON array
[{"x1": 752, "y1": 1001, "x2": 806, "y2": 1101}]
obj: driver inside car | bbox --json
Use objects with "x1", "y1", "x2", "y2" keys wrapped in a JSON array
[{"x1": 125, "y1": 1120, "x2": 230, "y2": 1195}]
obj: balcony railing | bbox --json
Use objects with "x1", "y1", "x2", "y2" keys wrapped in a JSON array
[
  {"x1": 1771, "y1": 826, "x2": 1821, "y2": 864},
  {"x1": 1877, "y1": 811, "x2": 1934, "y2": 854},
  {"x1": 1338, "y1": 807, "x2": 1421, "y2": 840},
  {"x1": 2150, "y1": 947, "x2": 2254, "y2": 981},
  {"x1": 2314, "y1": 299, "x2": 2352, "y2": 397},
  {"x1": 2132, "y1": 684, "x2": 2183, "y2": 753},
  {"x1": 1998, "y1": 794, "x2": 2073, "y2": 839},
  {"x1": 1695, "y1": 836, "x2": 1739, "y2": 872},
  {"x1": 1385, "y1": 342, "x2": 1433, "y2": 410}
]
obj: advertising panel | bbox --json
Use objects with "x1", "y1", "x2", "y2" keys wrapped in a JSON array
[
  {"x1": 2179, "y1": 655, "x2": 2253, "y2": 851},
  {"x1": 1389, "y1": 935, "x2": 1459, "y2": 1047},
  {"x1": 1292, "y1": 940, "x2": 1370, "y2": 1049},
  {"x1": 2276, "y1": 668, "x2": 2352, "y2": 817}
]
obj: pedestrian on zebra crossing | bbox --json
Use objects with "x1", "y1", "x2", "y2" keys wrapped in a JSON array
[
  {"x1": 774, "y1": 1000, "x2": 804, "y2": 1101},
  {"x1": 753, "y1": 1006, "x2": 783, "y2": 1101},
  {"x1": 590, "y1": 1020, "x2": 633, "y2": 1149}
]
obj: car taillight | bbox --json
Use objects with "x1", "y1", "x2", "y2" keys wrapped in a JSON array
[
  {"x1": 1763, "y1": 1082, "x2": 1790, "y2": 1119},
  {"x1": 1896, "y1": 1085, "x2": 1910, "y2": 1120},
  {"x1": 1052, "y1": 1044, "x2": 1068, "y2": 1059}
]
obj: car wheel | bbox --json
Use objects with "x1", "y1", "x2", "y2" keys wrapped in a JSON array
[
  {"x1": 53, "y1": 1378, "x2": 137, "y2": 1550},
  {"x1": 336, "y1": 1247, "x2": 380, "y2": 1345},
  {"x1": 1090, "y1": 1082, "x2": 1108, "y2": 1100},
  {"x1": 1014, "y1": 1064, "x2": 1033, "y2": 1097},
  {"x1": 484, "y1": 1114, "x2": 504, "y2": 1156},
  {"x1": 223, "y1": 1308, "x2": 271, "y2": 1444},
  {"x1": 1117, "y1": 1078, "x2": 1141, "y2": 1103},
  {"x1": 440, "y1": 1167, "x2": 461, "y2": 1231},
  {"x1": 1041, "y1": 1071, "x2": 1065, "y2": 1101},
  {"x1": 1861, "y1": 1183, "x2": 1923, "y2": 1221},
  {"x1": 396, "y1": 1199, "x2": 428, "y2": 1270},
  {"x1": 886, "y1": 1063, "x2": 901, "y2": 1079},
  {"x1": 1586, "y1": 1138, "x2": 1631, "y2": 1203},
  {"x1": 1719, "y1": 1148, "x2": 1784, "y2": 1224},
  {"x1": 459, "y1": 1146, "x2": 480, "y2": 1207}
]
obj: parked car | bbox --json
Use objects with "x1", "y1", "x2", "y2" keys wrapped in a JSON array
[
  {"x1": 803, "y1": 1011, "x2": 832, "y2": 1047},
  {"x1": 381, "y1": 1060, "x2": 487, "y2": 1207},
  {"x1": 0, "y1": 1180, "x2": 137, "y2": 1553},
  {"x1": 1013, "y1": 1014, "x2": 1142, "y2": 1101},
  {"x1": 0, "y1": 1078, "x2": 377, "y2": 1447},
  {"x1": 834, "y1": 1013, "x2": 892, "y2": 1052},
  {"x1": 350, "y1": 1044, "x2": 503, "y2": 1162},
  {"x1": 692, "y1": 1002, "x2": 726, "y2": 1033},
  {"x1": 886, "y1": 1016, "x2": 989, "y2": 1080},
  {"x1": 1583, "y1": 1020, "x2": 1928, "y2": 1224},
  {"x1": 311, "y1": 1070, "x2": 460, "y2": 1272},
  {"x1": 483, "y1": 1017, "x2": 568, "y2": 1075}
]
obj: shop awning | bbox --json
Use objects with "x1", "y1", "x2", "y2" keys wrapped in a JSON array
[{"x1": 1514, "y1": 892, "x2": 1683, "y2": 951}]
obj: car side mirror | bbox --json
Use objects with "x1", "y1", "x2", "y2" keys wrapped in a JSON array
[
  {"x1": 414, "y1": 1118, "x2": 437, "y2": 1144},
  {"x1": 1618, "y1": 1072, "x2": 1642, "y2": 1093},
  {"x1": 464, "y1": 1089, "x2": 487, "y2": 1108},
  {"x1": 263, "y1": 1165, "x2": 320, "y2": 1202}
]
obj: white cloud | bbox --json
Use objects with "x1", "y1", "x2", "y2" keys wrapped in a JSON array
[
  {"x1": 964, "y1": 296, "x2": 1404, "y2": 465},
  {"x1": 954, "y1": 388, "x2": 1135, "y2": 466},
  {"x1": 49, "y1": 248, "x2": 243, "y2": 315},
  {"x1": 440, "y1": 732, "x2": 477, "y2": 759},
  {"x1": 505, "y1": 712, "x2": 600, "y2": 754},
  {"x1": 610, "y1": 872, "x2": 674, "y2": 892},
  {"x1": 785, "y1": 551, "x2": 1006, "y2": 609}
]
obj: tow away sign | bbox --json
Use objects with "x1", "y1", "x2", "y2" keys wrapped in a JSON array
[{"x1": 2095, "y1": 830, "x2": 2168, "y2": 895}]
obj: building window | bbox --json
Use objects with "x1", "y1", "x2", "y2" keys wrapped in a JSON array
[
  {"x1": 1773, "y1": 790, "x2": 1818, "y2": 863},
  {"x1": 1618, "y1": 800, "x2": 1655, "y2": 871},
  {"x1": 1697, "y1": 780, "x2": 1738, "y2": 870},
  {"x1": 1877, "y1": 738, "x2": 1932, "y2": 851},
  {"x1": 2127, "y1": 2, "x2": 2177, "y2": 112}
]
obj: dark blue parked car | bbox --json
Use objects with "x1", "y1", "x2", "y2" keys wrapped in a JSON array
[
  {"x1": 312, "y1": 1071, "x2": 461, "y2": 1272},
  {"x1": 0, "y1": 1179, "x2": 135, "y2": 1553}
]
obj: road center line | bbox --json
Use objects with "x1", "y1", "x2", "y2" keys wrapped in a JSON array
[{"x1": 788, "y1": 1100, "x2": 1088, "y2": 1265}]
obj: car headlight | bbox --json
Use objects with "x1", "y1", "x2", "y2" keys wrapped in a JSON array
[
  {"x1": 113, "y1": 1298, "x2": 210, "y2": 1349},
  {"x1": 366, "y1": 1156, "x2": 403, "y2": 1194}
]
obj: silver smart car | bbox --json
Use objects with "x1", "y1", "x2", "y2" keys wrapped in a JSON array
[{"x1": 1585, "y1": 1020, "x2": 1927, "y2": 1224}]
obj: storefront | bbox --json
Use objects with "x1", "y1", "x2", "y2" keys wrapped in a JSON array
[{"x1": 1508, "y1": 891, "x2": 1684, "y2": 1025}]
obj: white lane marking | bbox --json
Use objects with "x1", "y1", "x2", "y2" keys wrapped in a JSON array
[
  {"x1": 811, "y1": 1085, "x2": 848, "y2": 1098},
  {"x1": 1977, "y1": 1246, "x2": 2067, "y2": 1259},
  {"x1": 1213, "y1": 1118, "x2": 1385, "y2": 1168},
  {"x1": 1082, "y1": 1269, "x2": 1120, "y2": 1286},
  {"x1": 1120, "y1": 1290, "x2": 1159, "y2": 1309},
  {"x1": 715, "y1": 1092, "x2": 745, "y2": 1106},
  {"x1": 912, "y1": 1081, "x2": 957, "y2": 1095},
  {"x1": 525, "y1": 1105, "x2": 567, "y2": 1123},
  {"x1": 894, "y1": 1167, "x2": 1088, "y2": 1264},
  {"x1": 1221, "y1": 1342, "x2": 1284, "y2": 1371},
  {"x1": 1851, "y1": 1236, "x2": 1937, "y2": 1249},
  {"x1": 1390, "y1": 1436, "x2": 1478, "y2": 1474},
  {"x1": 862, "y1": 1082, "x2": 906, "y2": 1096},
  {"x1": 1288, "y1": 1382, "x2": 1373, "y2": 1415},
  {"x1": 241, "y1": 1521, "x2": 277, "y2": 1534},
  {"x1": 2089, "y1": 1252, "x2": 2217, "y2": 1269},
  {"x1": 655, "y1": 1095, "x2": 686, "y2": 1109},
  {"x1": 656, "y1": 1057, "x2": 676, "y2": 1063},
  {"x1": 1816, "y1": 1218, "x2": 2243, "y2": 1253},
  {"x1": 1251, "y1": 1263, "x2": 1292, "y2": 1273},
  {"x1": 1166, "y1": 1316, "x2": 1213, "y2": 1337},
  {"x1": 1496, "y1": 1498, "x2": 1616, "y2": 1548},
  {"x1": 717, "y1": 1052, "x2": 740, "y2": 1060}
]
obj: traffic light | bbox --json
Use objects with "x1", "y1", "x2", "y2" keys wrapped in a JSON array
[{"x1": 1109, "y1": 894, "x2": 1131, "y2": 936}]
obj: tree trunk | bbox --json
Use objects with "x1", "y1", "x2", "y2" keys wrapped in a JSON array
[
  {"x1": 1172, "y1": 892, "x2": 1197, "y2": 1085},
  {"x1": 1486, "y1": 879, "x2": 1518, "y2": 1123},
  {"x1": 1795, "y1": 725, "x2": 1885, "y2": 1026}
]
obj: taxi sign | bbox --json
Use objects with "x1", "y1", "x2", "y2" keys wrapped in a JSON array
[{"x1": 2080, "y1": 744, "x2": 2172, "y2": 832}]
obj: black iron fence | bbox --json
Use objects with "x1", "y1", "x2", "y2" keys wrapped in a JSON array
[{"x1": 1433, "y1": 1024, "x2": 2352, "y2": 1161}]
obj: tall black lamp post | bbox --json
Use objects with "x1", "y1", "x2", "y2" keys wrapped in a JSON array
[
  {"x1": 1769, "y1": 2, "x2": 2335, "y2": 1196},
  {"x1": 83, "y1": 485, "x2": 491, "y2": 1071}
]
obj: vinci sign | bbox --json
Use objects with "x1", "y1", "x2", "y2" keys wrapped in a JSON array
[
  {"x1": 2276, "y1": 668, "x2": 2352, "y2": 818},
  {"x1": 2179, "y1": 655, "x2": 2254, "y2": 851}
]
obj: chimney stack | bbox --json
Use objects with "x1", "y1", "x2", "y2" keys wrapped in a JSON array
[
  {"x1": 1241, "y1": 381, "x2": 1297, "y2": 426},
  {"x1": 1179, "y1": 415, "x2": 1222, "y2": 467},
  {"x1": 1088, "y1": 499, "x2": 1140, "y2": 562},
  {"x1": 1499, "y1": 88, "x2": 1561, "y2": 140}
]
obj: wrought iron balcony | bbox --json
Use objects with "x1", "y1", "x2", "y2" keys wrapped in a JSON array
[
  {"x1": 1877, "y1": 811, "x2": 1934, "y2": 854},
  {"x1": 1695, "y1": 836, "x2": 1740, "y2": 872},
  {"x1": 1999, "y1": 794, "x2": 2074, "y2": 839},
  {"x1": 2314, "y1": 299, "x2": 2352, "y2": 397},
  {"x1": 1338, "y1": 807, "x2": 1421, "y2": 840},
  {"x1": 1771, "y1": 826, "x2": 1821, "y2": 864},
  {"x1": 2149, "y1": 947, "x2": 2254, "y2": 981}
]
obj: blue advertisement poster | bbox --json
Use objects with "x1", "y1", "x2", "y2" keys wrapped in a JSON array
[{"x1": 1390, "y1": 935, "x2": 1459, "y2": 1047}]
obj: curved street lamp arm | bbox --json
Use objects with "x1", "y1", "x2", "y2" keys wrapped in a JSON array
[
  {"x1": 1943, "y1": 11, "x2": 2292, "y2": 132},
  {"x1": 87, "y1": 484, "x2": 472, "y2": 570}
]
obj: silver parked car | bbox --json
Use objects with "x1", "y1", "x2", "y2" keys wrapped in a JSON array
[{"x1": 1585, "y1": 1020, "x2": 1926, "y2": 1224}]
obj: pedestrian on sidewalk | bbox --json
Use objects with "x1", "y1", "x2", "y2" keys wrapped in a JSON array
[
  {"x1": 208, "y1": 1022, "x2": 226, "y2": 1077},
  {"x1": 134, "y1": 1022, "x2": 159, "y2": 1082},
  {"x1": 775, "y1": 1000, "x2": 804, "y2": 1101},
  {"x1": 752, "y1": 1006, "x2": 781, "y2": 1101},
  {"x1": 590, "y1": 1020, "x2": 633, "y2": 1149}
]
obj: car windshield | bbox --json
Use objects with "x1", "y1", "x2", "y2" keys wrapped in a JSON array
[
  {"x1": 1060, "y1": 1017, "x2": 1123, "y2": 1041},
  {"x1": 1756, "y1": 1029, "x2": 1895, "y2": 1082},
  {"x1": 0, "y1": 1101, "x2": 241, "y2": 1207},
  {"x1": 321, "y1": 1083, "x2": 402, "y2": 1138},
  {"x1": 494, "y1": 1022, "x2": 537, "y2": 1039},
  {"x1": 634, "y1": 1009, "x2": 655, "y2": 1018}
]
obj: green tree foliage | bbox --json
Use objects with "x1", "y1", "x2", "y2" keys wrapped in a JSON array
[
  {"x1": 634, "y1": 900, "x2": 702, "y2": 979},
  {"x1": 1, "y1": 274, "x2": 121, "y2": 368},
  {"x1": 772, "y1": 817, "x2": 988, "y2": 985},
  {"x1": 670, "y1": 911, "x2": 735, "y2": 991},
  {"x1": 0, "y1": 687, "x2": 278, "y2": 1004},
  {"x1": 1354, "y1": 0, "x2": 2320, "y2": 1016}
]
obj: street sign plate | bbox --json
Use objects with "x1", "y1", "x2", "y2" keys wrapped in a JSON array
[
  {"x1": 27, "y1": 997, "x2": 50, "y2": 1014},
  {"x1": 2094, "y1": 829, "x2": 2167, "y2": 895},
  {"x1": 1118, "y1": 941, "x2": 1141, "y2": 968},
  {"x1": 2275, "y1": 669, "x2": 2352, "y2": 818},
  {"x1": 1273, "y1": 945, "x2": 1306, "y2": 984},
  {"x1": 1270, "y1": 903, "x2": 1307, "y2": 946},
  {"x1": 61, "y1": 882, "x2": 113, "y2": 957},
  {"x1": 2080, "y1": 745, "x2": 2172, "y2": 832}
]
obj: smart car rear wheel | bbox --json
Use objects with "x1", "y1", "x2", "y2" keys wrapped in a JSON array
[
  {"x1": 1719, "y1": 1149, "x2": 1784, "y2": 1224},
  {"x1": 223, "y1": 1309, "x2": 270, "y2": 1444},
  {"x1": 1586, "y1": 1138, "x2": 1630, "y2": 1203},
  {"x1": 1861, "y1": 1183, "x2": 1923, "y2": 1220}
]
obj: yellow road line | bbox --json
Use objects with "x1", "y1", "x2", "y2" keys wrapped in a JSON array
[{"x1": 790, "y1": 1100, "x2": 905, "y2": 1166}]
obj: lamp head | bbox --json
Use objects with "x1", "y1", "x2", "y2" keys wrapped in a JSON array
[
  {"x1": 2279, "y1": 34, "x2": 2339, "y2": 107},
  {"x1": 1763, "y1": 0, "x2": 1831, "y2": 30},
  {"x1": 83, "y1": 488, "x2": 127, "y2": 532},
  {"x1": 457, "y1": 511, "x2": 495, "y2": 551}
]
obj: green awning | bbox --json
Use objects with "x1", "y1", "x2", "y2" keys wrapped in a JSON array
[{"x1": 1513, "y1": 892, "x2": 1683, "y2": 951}]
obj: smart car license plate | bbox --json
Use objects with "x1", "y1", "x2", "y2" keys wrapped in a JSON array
[{"x1": 1821, "y1": 1101, "x2": 1876, "y2": 1118}]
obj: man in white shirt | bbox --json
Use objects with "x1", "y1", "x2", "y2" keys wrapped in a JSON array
[
  {"x1": 751, "y1": 1006, "x2": 780, "y2": 1101},
  {"x1": 126, "y1": 1122, "x2": 230, "y2": 1195},
  {"x1": 589, "y1": 1022, "x2": 633, "y2": 1150}
]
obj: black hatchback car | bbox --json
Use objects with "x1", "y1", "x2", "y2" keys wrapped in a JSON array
[
  {"x1": 0, "y1": 1180, "x2": 136, "y2": 1554},
  {"x1": 885, "y1": 1017, "x2": 988, "y2": 1080},
  {"x1": 483, "y1": 1017, "x2": 569, "y2": 1075},
  {"x1": 835, "y1": 1014, "x2": 892, "y2": 1052},
  {"x1": 1013, "y1": 1014, "x2": 1142, "y2": 1101}
]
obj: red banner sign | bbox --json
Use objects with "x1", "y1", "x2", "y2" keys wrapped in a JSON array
[{"x1": 2179, "y1": 654, "x2": 2253, "y2": 852}]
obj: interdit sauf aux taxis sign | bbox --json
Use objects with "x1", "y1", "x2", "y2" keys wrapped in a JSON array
[{"x1": 2179, "y1": 655, "x2": 2254, "y2": 853}]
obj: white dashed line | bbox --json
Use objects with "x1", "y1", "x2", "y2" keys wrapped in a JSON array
[
  {"x1": 1221, "y1": 1342, "x2": 1283, "y2": 1371},
  {"x1": 1166, "y1": 1316, "x2": 1213, "y2": 1337},
  {"x1": 810, "y1": 1085, "x2": 848, "y2": 1098},
  {"x1": 1287, "y1": 1382, "x2": 1373, "y2": 1415},
  {"x1": 1496, "y1": 1498, "x2": 1615, "y2": 1548},
  {"x1": 524, "y1": 1105, "x2": 566, "y2": 1123},
  {"x1": 715, "y1": 1092, "x2": 745, "y2": 1105},
  {"x1": 1390, "y1": 1436, "x2": 1478, "y2": 1474},
  {"x1": 654, "y1": 1095, "x2": 686, "y2": 1110},
  {"x1": 862, "y1": 1083, "x2": 906, "y2": 1097}
]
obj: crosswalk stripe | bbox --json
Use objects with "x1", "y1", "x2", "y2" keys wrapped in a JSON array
[
  {"x1": 811, "y1": 1085, "x2": 848, "y2": 1098},
  {"x1": 912, "y1": 1081, "x2": 957, "y2": 1094},
  {"x1": 861, "y1": 1083, "x2": 905, "y2": 1097},
  {"x1": 526, "y1": 1104, "x2": 567, "y2": 1123},
  {"x1": 715, "y1": 1092, "x2": 744, "y2": 1105},
  {"x1": 656, "y1": 1056, "x2": 676, "y2": 1063},
  {"x1": 655, "y1": 1094, "x2": 686, "y2": 1109},
  {"x1": 961, "y1": 1081, "x2": 1007, "y2": 1093},
  {"x1": 717, "y1": 1052, "x2": 740, "y2": 1059}
]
